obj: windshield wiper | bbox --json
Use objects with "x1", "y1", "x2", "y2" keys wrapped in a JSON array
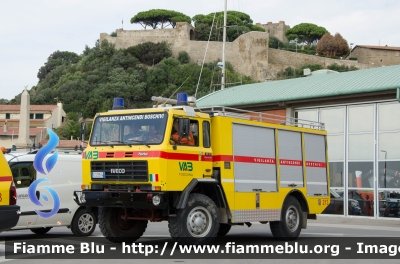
[
  {"x1": 111, "y1": 141, "x2": 133, "y2": 147},
  {"x1": 95, "y1": 141, "x2": 115, "y2": 148},
  {"x1": 126, "y1": 139, "x2": 150, "y2": 148},
  {"x1": 96, "y1": 140, "x2": 136, "y2": 148}
]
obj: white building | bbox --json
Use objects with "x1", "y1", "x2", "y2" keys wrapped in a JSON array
[{"x1": 0, "y1": 102, "x2": 66, "y2": 148}]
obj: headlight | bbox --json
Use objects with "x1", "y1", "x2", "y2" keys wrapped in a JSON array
[
  {"x1": 351, "y1": 200, "x2": 359, "y2": 207},
  {"x1": 152, "y1": 195, "x2": 161, "y2": 206},
  {"x1": 76, "y1": 192, "x2": 86, "y2": 204}
]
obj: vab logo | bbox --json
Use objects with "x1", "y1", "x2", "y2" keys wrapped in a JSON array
[
  {"x1": 29, "y1": 128, "x2": 60, "y2": 218},
  {"x1": 84, "y1": 150, "x2": 98, "y2": 160},
  {"x1": 179, "y1": 162, "x2": 193, "y2": 171}
]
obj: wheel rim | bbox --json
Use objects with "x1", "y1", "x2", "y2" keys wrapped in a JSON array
[
  {"x1": 78, "y1": 213, "x2": 95, "y2": 234},
  {"x1": 285, "y1": 205, "x2": 299, "y2": 232},
  {"x1": 186, "y1": 206, "x2": 212, "y2": 237}
]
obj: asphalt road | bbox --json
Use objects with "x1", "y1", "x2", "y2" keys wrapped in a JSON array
[{"x1": 1, "y1": 216, "x2": 400, "y2": 263}]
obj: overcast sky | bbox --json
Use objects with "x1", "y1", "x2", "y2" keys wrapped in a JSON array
[{"x1": 1, "y1": 0, "x2": 399, "y2": 101}]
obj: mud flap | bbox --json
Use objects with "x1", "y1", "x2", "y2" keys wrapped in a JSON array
[{"x1": 302, "y1": 212, "x2": 308, "y2": 229}]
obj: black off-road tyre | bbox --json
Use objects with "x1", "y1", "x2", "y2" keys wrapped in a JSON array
[
  {"x1": 71, "y1": 208, "x2": 96, "y2": 236},
  {"x1": 99, "y1": 207, "x2": 148, "y2": 243},
  {"x1": 217, "y1": 223, "x2": 232, "y2": 236},
  {"x1": 168, "y1": 193, "x2": 219, "y2": 244},
  {"x1": 270, "y1": 196, "x2": 302, "y2": 240},
  {"x1": 30, "y1": 227, "x2": 52, "y2": 234}
]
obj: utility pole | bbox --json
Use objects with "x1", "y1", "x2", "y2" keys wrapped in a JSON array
[{"x1": 221, "y1": 0, "x2": 227, "y2": 90}]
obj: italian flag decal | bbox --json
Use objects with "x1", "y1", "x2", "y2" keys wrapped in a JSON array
[{"x1": 149, "y1": 174, "x2": 159, "y2": 182}]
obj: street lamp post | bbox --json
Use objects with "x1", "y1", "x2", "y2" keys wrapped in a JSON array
[
  {"x1": 349, "y1": 43, "x2": 354, "y2": 58},
  {"x1": 381, "y1": 150, "x2": 387, "y2": 190}
]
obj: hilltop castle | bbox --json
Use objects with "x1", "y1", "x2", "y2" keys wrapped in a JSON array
[{"x1": 100, "y1": 22, "x2": 370, "y2": 82}]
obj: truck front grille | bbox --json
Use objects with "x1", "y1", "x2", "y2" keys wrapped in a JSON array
[{"x1": 91, "y1": 161, "x2": 148, "y2": 181}]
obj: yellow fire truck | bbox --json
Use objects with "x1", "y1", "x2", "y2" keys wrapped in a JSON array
[{"x1": 74, "y1": 94, "x2": 330, "y2": 244}]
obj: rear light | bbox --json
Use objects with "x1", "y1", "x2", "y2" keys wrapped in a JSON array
[{"x1": 10, "y1": 181, "x2": 17, "y2": 205}]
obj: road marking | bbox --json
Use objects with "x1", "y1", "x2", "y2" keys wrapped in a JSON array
[
  {"x1": 301, "y1": 233, "x2": 344, "y2": 236},
  {"x1": 308, "y1": 223, "x2": 400, "y2": 232}
]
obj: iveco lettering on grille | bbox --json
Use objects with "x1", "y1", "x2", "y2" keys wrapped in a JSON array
[{"x1": 111, "y1": 169, "x2": 125, "y2": 174}]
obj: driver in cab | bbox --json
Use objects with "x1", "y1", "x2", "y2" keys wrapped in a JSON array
[
  {"x1": 124, "y1": 123, "x2": 143, "y2": 142},
  {"x1": 170, "y1": 119, "x2": 195, "y2": 146}
]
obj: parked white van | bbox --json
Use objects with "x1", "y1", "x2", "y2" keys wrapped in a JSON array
[{"x1": 5, "y1": 151, "x2": 97, "y2": 236}]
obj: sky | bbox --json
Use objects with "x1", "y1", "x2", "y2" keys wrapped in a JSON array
[{"x1": 1, "y1": 0, "x2": 400, "y2": 101}]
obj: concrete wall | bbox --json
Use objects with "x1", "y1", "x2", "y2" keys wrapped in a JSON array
[
  {"x1": 0, "y1": 134, "x2": 46, "y2": 149},
  {"x1": 101, "y1": 22, "x2": 195, "y2": 50},
  {"x1": 184, "y1": 32, "x2": 269, "y2": 82},
  {"x1": 351, "y1": 47, "x2": 400, "y2": 66},
  {"x1": 101, "y1": 28, "x2": 178, "y2": 48},
  {"x1": 266, "y1": 48, "x2": 372, "y2": 80}
]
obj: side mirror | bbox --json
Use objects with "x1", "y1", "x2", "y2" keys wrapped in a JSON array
[{"x1": 178, "y1": 118, "x2": 190, "y2": 138}]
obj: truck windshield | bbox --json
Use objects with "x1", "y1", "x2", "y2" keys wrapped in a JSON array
[{"x1": 90, "y1": 112, "x2": 167, "y2": 146}]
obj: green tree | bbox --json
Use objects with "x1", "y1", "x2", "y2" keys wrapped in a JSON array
[
  {"x1": 269, "y1": 36, "x2": 284, "y2": 49},
  {"x1": 192, "y1": 11, "x2": 253, "y2": 27},
  {"x1": 226, "y1": 26, "x2": 250, "y2": 41},
  {"x1": 249, "y1": 24, "x2": 265, "y2": 32},
  {"x1": 37, "y1": 51, "x2": 80, "y2": 82},
  {"x1": 177, "y1": 51, "x2": 190, "y2": 64},
  {"x1": 130, "y1": 9, "x2": 191, "y2": 29},
  {"x1": 0, "y1": 99, "x2": 9, "y2": 104},
  {"x1": 328, "y1": 63, "x2": 358, "y2": 72},
  {"x1": 193, "y1": 11, "x2": 264, "y2": 41},
  {"x1": 126, "y1": 41, "x2": 172, "y2": 65},
  {"x1": 285, "y1": 23, "x2": 328, "y2": 45},
  {"x1": 194, "y1": 23, "x2": 212, "y2": 41},
  {"x1": 54, "y1": 112, "x2": 81, "y2": 140}
]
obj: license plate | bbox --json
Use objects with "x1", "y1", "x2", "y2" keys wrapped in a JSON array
[{"x1": 92, "y1": 172, "x2": 105, "y2": 179}]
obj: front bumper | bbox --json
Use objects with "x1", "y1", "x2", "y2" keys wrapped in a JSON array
[
  {"x1": 73, "y1": 191, "x2": 168, "y2": 209},
  {"x1": 0, "y1": 205, "x2": 20, "y2": 231}
]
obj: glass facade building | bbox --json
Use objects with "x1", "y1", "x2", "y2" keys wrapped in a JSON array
[{"x1": 295, "y1": 100, "x2": 400, "y2": 218}]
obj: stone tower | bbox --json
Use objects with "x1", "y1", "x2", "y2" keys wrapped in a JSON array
[
  {"x1": 17, "y1": 86, "x2": 30, "y2": 148},
  {"x1": 256, "y1": 21, "x2": 290, "y2": 43}
]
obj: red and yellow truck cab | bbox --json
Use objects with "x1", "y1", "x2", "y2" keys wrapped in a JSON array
[
  {"x1": 0, "y1": 148, "x2": 20, "y2": 232},
  {"x1": 74, "y1": 94, "x2": 330, "y2": 244}
]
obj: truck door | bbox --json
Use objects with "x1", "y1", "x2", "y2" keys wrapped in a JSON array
[
  {"x1": 167, "y1": 117, "x2": 211, "y2": 190},
  {"x1": 10, "y1": 162, "x2": 38, "y2": 227},
  {"x1": 200, "y1": 121, "x2": 213, "y2": 176}
]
